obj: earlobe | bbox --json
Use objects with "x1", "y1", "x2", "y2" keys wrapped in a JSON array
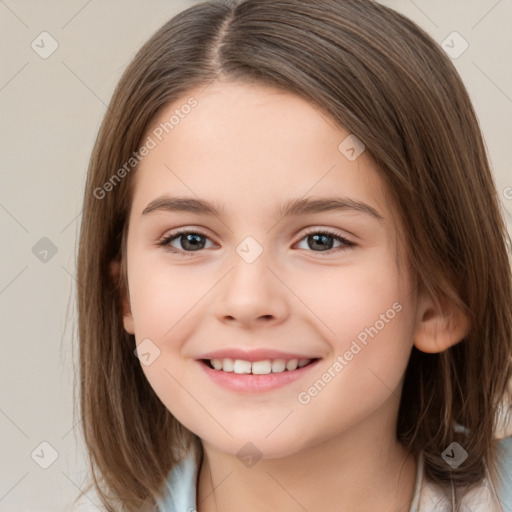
[
  {"x1": 122, "y1": 314, "x2": 135, "y2": 336},
  {"x1": 413, "y1": 290, "x2": 470, "y2": 354},
  {"x1": 109, "y1": 259, "x2": 135, "y2": 335}
]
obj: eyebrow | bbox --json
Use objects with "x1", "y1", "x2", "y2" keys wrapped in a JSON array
[{"x1": 141, "y1": 195, "x2": 384, "y2": 222}]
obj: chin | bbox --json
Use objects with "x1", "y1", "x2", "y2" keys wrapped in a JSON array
[{"x1": 201, "y1": 430, "x2": 309, "y2": 461}]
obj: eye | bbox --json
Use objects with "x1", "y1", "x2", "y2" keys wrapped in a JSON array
[
  {"x1": 295, "y1": 228, "x2": 356, "y2": 254},
  {"x1": 157, "y1": 227, "x2": 356, "y2": 256},
  {"x1": 158, "y1": 229, "x2": 215, "y2": 256}
]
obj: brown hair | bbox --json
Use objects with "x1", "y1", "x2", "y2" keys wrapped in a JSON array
[{"x1": 75, "y1": 0, "x2": 512, "y2": 509}]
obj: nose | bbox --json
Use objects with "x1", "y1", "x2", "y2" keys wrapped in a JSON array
[{"x1": 213, "y1": 251, "x2": 290, "y2": 329}]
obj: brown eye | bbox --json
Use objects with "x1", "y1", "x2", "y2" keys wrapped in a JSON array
[
  {"x1": 295, "y1": 229, "x2": 355, "y2": 254},
  {"x1": 158, "y1": 230, "x2": 214, "y2": 255}
]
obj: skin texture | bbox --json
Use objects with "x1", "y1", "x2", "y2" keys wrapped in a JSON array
[{"x1": 114, "y1": 80, "x2": 469, "y2": 511}]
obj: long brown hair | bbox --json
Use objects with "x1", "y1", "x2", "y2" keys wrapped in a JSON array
[{"x1": 75, "y1": 0, "x2": 512, "y2": 509}]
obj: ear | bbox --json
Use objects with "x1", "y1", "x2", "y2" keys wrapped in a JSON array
[
  {"x1": 109, "y1": 259, "x2": 135, "y2": 335},
  {"x1": 413, "y1": 289, "x2": 470, "y2": 353}
]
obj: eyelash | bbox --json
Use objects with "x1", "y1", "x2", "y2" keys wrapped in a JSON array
[{"x1": 157, "y1": 227, "x2": 356, "y2": 257}]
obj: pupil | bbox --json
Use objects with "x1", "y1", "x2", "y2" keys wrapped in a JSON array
[
  {"x1": 183, "y1": 233, "x2": 204, "y2": 251},
  {"x1": 309, "y1": 234, "x2": 332, "y2": 251}
]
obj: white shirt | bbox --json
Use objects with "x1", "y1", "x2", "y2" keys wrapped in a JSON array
[
  {"x1": 156, "y1": 434, "x2": 512, "y2": 511},
  {"x1": 70, "y1": 411, "x2": 512, "y2": 511}
]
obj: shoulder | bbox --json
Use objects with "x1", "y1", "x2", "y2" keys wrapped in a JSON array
[
  {"x1": 491, "y1": 401, "x2": 512, "y2": 508},
  {"x1": 157, "y1": 440, "x2": 201, "y2": 512},
  {"x1": 67, "y1": 443, "x2": 201, "y2": 512},
  {"x1": 412, "y1": 434, "x2": 512, "y2": 512},
  {"x1": 493, "y1": 433, "x2": 512, "y2": 510}
]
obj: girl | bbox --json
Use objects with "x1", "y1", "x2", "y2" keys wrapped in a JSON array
[{"x1": 75, "y1": 0, "x2": 512, "y2": 510}]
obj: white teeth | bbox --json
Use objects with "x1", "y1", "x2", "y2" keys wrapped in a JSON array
[
  {"x1": 271, "y1": 359, "x2": 286, "y2": 372},
  {"x1": 211, "y1": 359, "x2": 223, "y2": 370},
  {"x1": 286, "y1": 359, "x2": 298, "y2": 371},
  {"x1": 208, "y1": 357, "x2": 313, "y2": 374},
  {"x1": 222, "y1": 358, "x2": 234, "y2": 372},
  {"x1": 252, "y1": 360, "x2": 272, "y2": 374},
  {"x1": 233, "y1": 359, "x2": 252, "y2": 374}
]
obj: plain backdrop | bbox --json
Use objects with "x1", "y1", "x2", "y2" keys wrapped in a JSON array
[{"x1": 1, "y1": 0, "x2": 511, "y2": 510}]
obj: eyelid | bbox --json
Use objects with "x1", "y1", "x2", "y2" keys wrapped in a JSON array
[
  {"x1": 298, "y1": 226, "x2": 355, "y2": 244},
  {"x1": 157, "y1": 225, "x2": 356, "y2": 256},
  {"x1": 157, "y1": 227, "x2": 216, "y2": 248}
]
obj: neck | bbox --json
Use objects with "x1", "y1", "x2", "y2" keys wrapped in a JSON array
[{"x1": 196, "y1": 394, "x2": 417, "y2": 512}]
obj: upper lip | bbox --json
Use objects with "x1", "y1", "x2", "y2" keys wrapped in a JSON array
[{"x1": 197, "y1": 348, "x2": 320, "y2": 362}]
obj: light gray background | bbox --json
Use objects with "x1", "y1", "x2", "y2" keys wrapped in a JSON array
[{"x1": 1, "y1": 1, "x2": 511, "y2": 510}]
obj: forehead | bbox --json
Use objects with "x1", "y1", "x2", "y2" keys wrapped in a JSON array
[
  {"x1": 131, "y1": 80, "x2": 390, "y2": 220},
  {"x1": 135, "y1": 82, "x2": 386, "y2": 208}
]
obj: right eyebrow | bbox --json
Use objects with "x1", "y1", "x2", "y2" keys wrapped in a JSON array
[
  {"x1": 141, "y1": 194, "x2": 385, "y2": 223},
  {"x1": 141, "y1": 195, "x2": 227, "y2": 218}
]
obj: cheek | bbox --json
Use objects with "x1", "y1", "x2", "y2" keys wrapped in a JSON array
[
  {"x1": 128, "y1": 251, "x2": 208, "y2": 340},
  {"x1": 294, "y1": 251, "x2": 414, "y2": 403},
  {"x1": 292, "y1": 298, "x2": 414, "y2": 445},
  {"x1": 336, "y1": 304, "x2": 414, "y2": 395},
  {"x1": 127, "y1": 254, "x2": 214, "y2": 392},
  {"x1": 287, "y1": 246, "x2": 406, "y2": 342},
  {"x1": 128, "y1": 263, "x2": 199, "y2": 416}
]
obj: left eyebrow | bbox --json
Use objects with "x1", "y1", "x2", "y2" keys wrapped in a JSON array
[
  {"x1": 141, "y1": 195, "x2": 384, "y2": 222},
  {"x1": 141, "y1": 195, "x2": 227, "y2": 218},
  {"x1": 278, "y1": 197, "x2": 384, "y2": 222}
]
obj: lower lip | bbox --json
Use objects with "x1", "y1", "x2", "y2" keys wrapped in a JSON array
[{"x1": 197, "y1": 359, "x2": 321, "y2": 393}]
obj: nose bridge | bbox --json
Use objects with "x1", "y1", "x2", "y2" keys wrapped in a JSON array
[
  {"x1": 213, "y1": 233, "x2": 289, "y2": 326},
  {"x1": 227, "y1": 234, "x2": 274, "y2": 301}
]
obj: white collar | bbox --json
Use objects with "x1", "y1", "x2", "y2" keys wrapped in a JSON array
[{"x1": 157, "y1": 437, "x2": 512, "y2": 511}]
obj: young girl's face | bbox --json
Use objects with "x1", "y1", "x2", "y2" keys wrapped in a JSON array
[{"x1": 121, "y1": 80, "x2": 421, "y2": 458}]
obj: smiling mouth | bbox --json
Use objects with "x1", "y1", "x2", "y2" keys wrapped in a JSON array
[{"x1": 200, "y1": 358, "x2": 320, "y2": 375}]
